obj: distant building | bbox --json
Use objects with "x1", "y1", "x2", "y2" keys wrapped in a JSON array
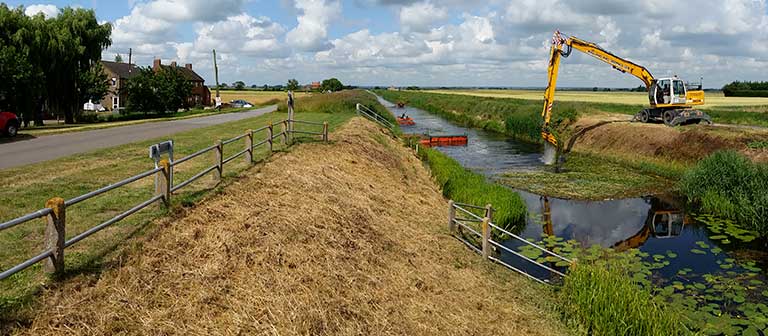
[
  {"x1": 153, "y1": 59, "x2": 211, "y2": 107},
  {"x1": 100, "y1": 60, "x2": 139, "y2": 112},
  {"x1": 310, "y1": 81, "x2": 321, "y2": 90}
]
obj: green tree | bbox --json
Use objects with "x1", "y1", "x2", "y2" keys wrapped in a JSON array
[
  {"x1": 114, "y1": 54, "x2": 123, "y2": 63},
  {"x1": 321, "y1": 78, "x2": 343, "y2": 92},
  {"x1": 233, "y1": 81, "x2": 245, "y2": 90},
  {"x1": 125, "y1": 66, "x2": 192, "y2": 114},
  {"x1": 78, "y1": 63, "x2": 109, "y2": 109},
  {"x1": 287, "y1": 78, "x2": 299, "y2": 91}
]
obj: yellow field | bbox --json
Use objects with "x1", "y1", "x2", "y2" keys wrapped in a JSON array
[
  {"x1": 216, "y1": 90, "x2": 309, "y2": 105},
  {"x1": 428, "y1": 89, "x2": 768, "y2": 108}
]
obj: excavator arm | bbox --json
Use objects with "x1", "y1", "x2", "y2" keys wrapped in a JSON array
[{"x1": 541, "y1": 31, "x2": 655, "y2": 150}]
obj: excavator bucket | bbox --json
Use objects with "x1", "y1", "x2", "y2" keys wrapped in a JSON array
[{"x1": 543, "y1": 142, "x2": 557, "y2": 165}]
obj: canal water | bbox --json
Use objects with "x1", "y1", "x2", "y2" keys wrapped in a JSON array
[{"x1": 377, "y1": 96, "x2": 766, "y2": 284}]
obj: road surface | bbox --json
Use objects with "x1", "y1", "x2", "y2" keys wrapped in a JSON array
[{"x1": 0, "y1": 105, "x2": 277, "y2": 170}]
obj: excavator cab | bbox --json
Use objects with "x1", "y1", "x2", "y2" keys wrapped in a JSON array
[{"x1": 649, "y1": 77, "x2": 689, "y2": 106}]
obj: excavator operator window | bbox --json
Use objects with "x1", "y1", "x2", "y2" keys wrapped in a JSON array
[
  {"x1": 659, "y1": 80, "x2": 671, "y2": 104},
  {"x1": 673, "y1": 80, "x2": 686, "y2": 98}
]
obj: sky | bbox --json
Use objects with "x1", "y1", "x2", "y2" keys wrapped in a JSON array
[{"x1": 8, "y1": 0, "x2": 768, "y2": 88}]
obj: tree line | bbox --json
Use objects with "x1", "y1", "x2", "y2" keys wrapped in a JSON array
[
  {"x1": 722, "y1": 81, "x2": 768, "y2": 97},
  {"x1": 0, "y1": 4, "x2": 111, "y2": 124}
]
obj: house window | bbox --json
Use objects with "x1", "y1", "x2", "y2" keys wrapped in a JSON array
[
  {"x1": 111, "y1": 78, "x2": 117, "y2": 86},
  {"x1": 113, "y1": 96, "x2": 119, "y2": 109}
]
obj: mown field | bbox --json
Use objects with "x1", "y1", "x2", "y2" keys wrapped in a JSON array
[{"x1": 217, "y1": 90, "x2": 309, "y2": 106}]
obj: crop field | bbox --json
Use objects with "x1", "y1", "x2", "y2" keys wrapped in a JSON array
[
  {"x1": 429, "y1": 89, "x2": 768, "y2": 109},
  {"x1": 216, "y1": 90, "x2": 310, "y2": 105}
]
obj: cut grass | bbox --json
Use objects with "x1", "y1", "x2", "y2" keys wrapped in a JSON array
[
  {"x1": 217, "y1": 90, "x2": 309, "y2": 106},
  {"x1": 0, "y1": 91, "x2": 378, "y2": 318},
  {"x1": 499, "y1": 152, "x2": 678, "y2": 200}
]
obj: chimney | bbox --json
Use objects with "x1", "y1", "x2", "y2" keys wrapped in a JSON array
[
  {"x1": 185, "y1": 63, "x2": 192, "y2": 70},
  {"x1": 153, "y1": 58, "x2": 161, "y2": 71},
  {"x1": 170, "y1": 61, "x2": 177, "y2": 68}
]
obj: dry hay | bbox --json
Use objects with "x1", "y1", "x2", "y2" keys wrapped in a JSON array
[
  {"x1": 571, "y1": 116, "x2": 768, "y2": 163},
  {"x1": 11, "y1": 118, "x2": 566, "y2": 336}
]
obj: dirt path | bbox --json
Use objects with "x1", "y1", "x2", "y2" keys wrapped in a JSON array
[{"x1": 8, "y1": 118, "x2": 566, "y2": 335}]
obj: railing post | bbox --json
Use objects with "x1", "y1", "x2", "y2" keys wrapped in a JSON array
[
  {"x1": 281, "y1": 120, "x2": 288, "y2": 145},
  {"x1": 214, "y1": 139, "x2": 223, "y2": 183},
  {"x1": 44, "y1": 197, "x2": 65, "y2": 275},
  {"x1": 448, "y1": 200, "x2": 456, "y2": 233},
  {"x1": 156, "y1": 159, "x2": 170, "y2": 206},
  {"x1": 356, "y1": 103, "x2": 360, "y2": 115},
  {"x1": 485, "y1": 204, "x2": 494, "y2": 223},
  {"x1": 245, "y1": 129, "x2": 253, "y2": 164},
  {"x1": 267, "y1": 123, "x2": 274, "y2": 153},
  {"x1": 322, "y1": 122, "x2": 328, "y2": 142},
  {"x1": 481, "y1": 217, "x2": 491, "y2": 260}
]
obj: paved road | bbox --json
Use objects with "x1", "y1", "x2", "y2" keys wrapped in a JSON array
[{"x1": 0, "y1": 105, "x2": 277, "y2": 170}]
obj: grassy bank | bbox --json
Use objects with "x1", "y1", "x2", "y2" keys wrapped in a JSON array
[
  {"x1": 5, "y1": 117, "x2": 568, "y2": 335},
  {"x1": 414, "y1": 146, "x2": 526, "y2": 230},
  {"x1": 679, "y1": 150, "x2": 768, "y2": 235},
  {"x1": 0, "y1": 91, "x2": 377, "y2": 317}
]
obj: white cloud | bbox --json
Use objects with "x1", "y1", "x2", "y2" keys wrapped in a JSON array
[
  {"x1": 24, "y1": 4, "x2": 58, "y2": 18},
  {"x1": 140, "y1": 0, "x2": 244, "y2": 22},
  {"x1": 399, "y1": 2, "x2": 448, "y2": 33},
  {"x1": 286, "y1": 0, "x2": 341, "y2": 52}
]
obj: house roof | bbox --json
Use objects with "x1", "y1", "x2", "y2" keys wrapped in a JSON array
[
  {"x1": 100, "y1": 60, "x2": 139, "y2": 79},
  {"x1": 159, "y1": 65, "x2": 205, "y2": 82}
]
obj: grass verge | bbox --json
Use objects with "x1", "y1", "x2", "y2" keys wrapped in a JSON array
[
  {"x1": 415, "y1": 146, "x2": 526, "y2": 230},
  {"x1": 0, "y1": 90, "x2": 378, "y2": 318}
]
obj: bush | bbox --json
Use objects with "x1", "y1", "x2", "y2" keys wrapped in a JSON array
[
  {"x1": 417, "y1": 147, "x2": 526, "y2": 230},
  {"x1": 678, "y1": 150, "x2": 768, "y2": 234},
  {"x1": 561, "y1": 260, "x2": 686, "y2": 336}
]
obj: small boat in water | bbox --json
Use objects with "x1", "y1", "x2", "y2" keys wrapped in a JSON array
[{"x1": 397, "y1": 117, "x2": 416, "y2": 126}]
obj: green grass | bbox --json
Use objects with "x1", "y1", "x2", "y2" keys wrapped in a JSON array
[
  {"x1": 0, "y1": 90, "x2": 375, "y2": 318},
  {"x1": 499, "y1": 152, "x2": 679, "y2": 200},
  {"x1": 415, "y1": 146, "x2": 526, "y2": 230},
  {"x1": 678, "y1": 150, "x2": 768, "y2": 235},
  {"x1": 561, "y1": 259, "x2": 687, "y2": 336}
]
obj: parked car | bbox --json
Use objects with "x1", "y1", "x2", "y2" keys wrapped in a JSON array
[
  {"x1": 0, "y1": 111, "x2": 19, "y2": 137},
  {"x1": 229, "y1": 99, "x2": 253, "y2": 108}
]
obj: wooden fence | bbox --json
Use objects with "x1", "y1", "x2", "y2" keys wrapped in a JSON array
[{"x1": 0, "y1": 119, "x2": 328, "y2": 280}]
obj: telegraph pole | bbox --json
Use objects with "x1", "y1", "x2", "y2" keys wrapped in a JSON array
[{"x1": 213, "y1": 49, "x2": 221, "y2": 108}]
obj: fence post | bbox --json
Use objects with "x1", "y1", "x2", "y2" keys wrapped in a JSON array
[
  {"x1": 356, "y1": 103, "x2": 360, "y2": 116},
  {"x1": 322, "y1": 122, "x2": 328, "y2": 142},
  {"x1": 485, "y1": 204, "x2": 493, "y2": 223},
  {"x1": 245, "y1": 129, "x2": 253, "y2": 164},
  {"x1": 214, "y1": 139, "x2": 223, "y2": 183},
  {"x1": 44, "y1": 197, "x2": 66, "y2": 275},
  {"x1": 281, "y1": 120, "x2": 287, "y2": 145},
  {"x1": 156, "y1": 159, "x2": 170, "y2": 206},
  {"x1": 448, "y1": 200, "x2": 456, "y2": 233},
  {"x1": 481, "y1": 217, "x2": 491, "y2": 260},
  {"x1": 267, "y1": 123, "x2": 274, "y2": 153}
]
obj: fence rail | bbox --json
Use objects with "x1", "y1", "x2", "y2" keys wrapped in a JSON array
[
  {"x1": 447, "y1": 200, "x2": 572, "y2": 285},
  {"x1": 356, "y1": 103, "x2": 396, "y2": 131},
  {"x1": 0, "y1": 118, "x2": 329, "y2": 281}
]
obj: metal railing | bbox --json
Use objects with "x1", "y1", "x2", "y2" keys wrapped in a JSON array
[
  {"x1": 0, "y1": 118, "x2": 329, "y2": 281},
  {"x1": 356, "y1": 103, "x2": 396, "y2": 131},
  {"x1": 448, "y1": 200, "x2": 572, "y2": 285}
]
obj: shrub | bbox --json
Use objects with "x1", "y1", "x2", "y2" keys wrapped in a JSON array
[
  {"x1": 678, "y1": 150, "x2": 768, "y2": 235},
  {"x1": 417, "y1": 147, "x2": 526, "y2": 230}
]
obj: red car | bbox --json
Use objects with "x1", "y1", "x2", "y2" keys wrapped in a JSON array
[{"x1": 0, "y1": 112, "x2": 20, "y2": 137}]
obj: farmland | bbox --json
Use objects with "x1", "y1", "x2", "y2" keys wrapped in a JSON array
[
  {"x1": 216, "y1": 90, "x2": 310, "y2": 106},
  {"x1": 428, "y1": 89, "x2": 768, "y2": 108}
]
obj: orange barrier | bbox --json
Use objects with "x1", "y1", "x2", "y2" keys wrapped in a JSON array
[
  {"x1": 419, "y1": 135, "x2": 468, "y2": 147},
  {"x1": 397, "y1": 117, "x2": 415, "y2": 126}
]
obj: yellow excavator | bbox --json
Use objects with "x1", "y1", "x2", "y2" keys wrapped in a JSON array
[{"x1": 541, "y1": 31, "x2": 711, "y2": 164}]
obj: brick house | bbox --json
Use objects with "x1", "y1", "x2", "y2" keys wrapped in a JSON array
[
  {"x1": 100, "y1": 60, "x2": 139, "y2": 112},
  {"x1": 153, "y1": 59, "x2": 211, "y2": 107}
]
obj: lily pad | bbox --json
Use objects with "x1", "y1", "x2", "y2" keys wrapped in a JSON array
[{"x1": 691, "y1": 249, "x2": 707, "y2": 254}]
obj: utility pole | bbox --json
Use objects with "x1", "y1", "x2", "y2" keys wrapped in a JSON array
[
  {"x1": 128, "y1": 48, "x2": 132, "y2": 72},
  {"x1": 213, "y1": 49, "x2": 220, "y2": 98}
]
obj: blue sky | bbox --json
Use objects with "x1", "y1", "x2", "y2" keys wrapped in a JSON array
[{"x1": 8, "y1": 0, "x2": 768, "y2": 88}]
